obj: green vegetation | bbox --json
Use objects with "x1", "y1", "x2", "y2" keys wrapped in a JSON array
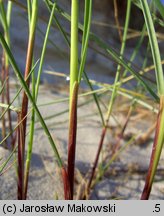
[{"x1": 0, "y1": 0, "x2": 164, "y2": 200}]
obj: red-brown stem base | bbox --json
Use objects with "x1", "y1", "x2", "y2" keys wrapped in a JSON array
[
  {"x1": 87, "y1": 126, "x2": 107, "y2": 193},
  {"x1": 141, "y1": 96, "x2": 164, "y2": 200},
  {"x1": 67, "y1": 82, "x2": 78, "y2": 200}
]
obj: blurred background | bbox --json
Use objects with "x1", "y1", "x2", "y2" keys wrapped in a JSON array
[{"x1": 2, "y1": 0, "x2": 164, "y2": 88}]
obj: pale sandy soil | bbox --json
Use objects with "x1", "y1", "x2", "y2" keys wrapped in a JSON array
[{"x1": 0, "y1": 84, "x2": 164, "y2": 200}]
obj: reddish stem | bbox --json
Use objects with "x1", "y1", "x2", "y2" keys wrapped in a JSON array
[
  {"x1": 112, "y1": 106, "x2": 132, "y2": 154},
  {"x1": 67, "y1": 82, "x2": 78, "y2": 200},
  {"x1": 17, "y1": 113, "x2": 24, "y2": 199},
  {"x1": 87, "y1": 126, "x2": 107, "y2": 192},
  {"x1": 61, "y1": 167, "x2": 71, "y2": 200},
  {"x1": 5, "y1": 65, "x2": 15, "y2": 149},
  {"x1": 1, "y1": 53, "x2": 7, "y2": 147},
  {"x1": 17, "y1": 36, "x2": 35, "y2": 200},
  {"x1": 141, "y1": 98, "x2": 164, "y2": 200}
]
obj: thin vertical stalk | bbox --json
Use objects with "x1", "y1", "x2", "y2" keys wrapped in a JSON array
[
  {"x1": 23, "y1": 0, "x2": 34, "y2": 200},
  {"x1": 140, "y1": 0, "x2": 164, "y2": 95},
  {"x1": 68, "y1": 82, "x2": 78, "y2": 200},
  {"x1": 141, "y1": 96, "x2": 164, "y2": 199},
  {"x1": 114, "y1": 0, "x2": 122, "y2": 42},
  {"x1": 140, "y1": 0, "x2": 164, "y2": 199},
  {"x1": 27, "y1": 0, "x2": 32, "y2": 27},
  {"x1": 45, "y1": 0, "x2": 104, "y2": 126},
  {"x1": 1, "y1": 54, "x2": 7, "y2": 147},
  {"x1": 68, "y1": 0, "x2": 79, "y2": 200},
  {"x1": 69, "y1": 0, "x2": 79, "y2": 99},
  {"x1": 87, "y1": 0, "x2": 132, "y2": 192},
  {"x1": 68, "y1": 0, "x2": 92, "y2": 200},
  {"x1": 24, "y1": 2, "x2": 62, "y2": 199},
  {"x1": 78, "y1": 0, "x2": 92, "y2": 82},
  {"x1": 6, "y1": 1, "x2": 13, "y2": 148},
  {"x1": 23, "y1": 73, "x2": 35, "y2": 199},
  {"x1": 0, "y1": 1, "x2": 13, "y2": 148},
  {"x1": 53, "y1": 4, "x2": 159, "y2": 100},
  {"x1": 17, "y1": 0, "x2": 38, "y2": 200},
  {"x1": 0, "y1": 32, "x2": 65, "y2": 198}
]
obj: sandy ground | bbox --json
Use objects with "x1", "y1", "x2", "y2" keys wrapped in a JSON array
[
  {"x1": 0, "y1": 0, "x2": 164, "y2": 201},
  {"x1": 0, "y1": 84, "x2": 164, "y2": 200}
]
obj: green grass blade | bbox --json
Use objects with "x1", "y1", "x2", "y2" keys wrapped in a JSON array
[
  {"x1": 24, "y1": 2, "x2": 57, "y2": 198},
  {"x1": 70, "y1": 0, "x2": 79, "y2": 97},
  {"x1": 54, "y1": 4, "x2": 159, "y2": 101},
  {"x1": 87, "y1": 0, "x2": 132, "y2": 192},
  {"x1": 0, "y1": 59, "x2": 39, "y2": 120},
  {"x1": 141, "y1": 96, "x2": 164, "y2": 199},
  {"x1": 35, "y1": 2, "x2": 56, "y2": 99},
  {"x1": 0, "y1": 32, "x2": 64, "y2": 168},
  {"x1": 6, "y1": 1, "x2": 12, "y2": 27},
  {"x1": 0, "y1": 1, "x2": 9, "y2": 40},
  {"x1": 45, "y1": 1, "x2": 104, "y2": 125},
  {"x1": 140, "y1": 0, "x2": 164, "y2": 200},
  {"x1": 0, "y1": 145, "x2": 17, "y2": 174},
  {"x1": 78, "y1": 0, "x2": 92, "y2": 82},
  {"x1": 67, "y1": 0, "x2": 79, "y2": 200},
  {"x1": 140, "y1": 0, "x2": 164, "y2": 95},
  {"x1": 154, "y1": 0, "x2": 164, "y2": 18}
]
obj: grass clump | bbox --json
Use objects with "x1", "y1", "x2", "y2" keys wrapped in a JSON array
[{"x1": 0, "y1": 0, "x2": 164, "y2": 200}]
